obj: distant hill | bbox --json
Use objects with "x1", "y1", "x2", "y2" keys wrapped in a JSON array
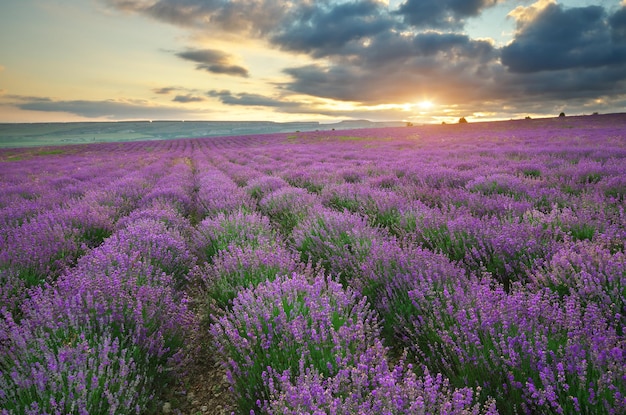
[{"x1": 0, "y1": 119, "x2": 405, "y2": 148}]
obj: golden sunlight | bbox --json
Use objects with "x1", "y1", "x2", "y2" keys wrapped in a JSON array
[{"x1": 418, "y1": 100, "x2": 434, "y2": 110}]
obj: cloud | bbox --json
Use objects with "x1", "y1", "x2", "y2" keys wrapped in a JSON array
[
  {"x1": 9, "y1": 95, "x2": 208, "y2": 120},
  {"x1": 105, "y1": 1, "x2": 398, "y2": 58},
  {"x1": 271, "y1": 0, "x2": 394, "y2": 57},
  {"x1": 610, "y1": 5, "x2": 626, "y2": 41},
  {"x1": 396, "y1": 0, "x2": 500, "y2": 29},
  {"x1": 175, "y1": 48, "x2": 249, "y2": 77},
  {"x1": 153, "y1": 86, "x2": 177, "y2": 94},
  {"x1": 0, "y1": 64, "x2": 4, "y2": 72},
  {"x1": 102, "y1": 0, "x2": 291, "y2": 36},
  {"x1": 173, "y1": 94, "x2": 205, "y2": 103},
  {"x1": 507, "y1": 0, "x2": 556, "y2": 31},
  {"x1": 208, "y1": 90, "x2": 303, "y2": 110},
  {"x1": 283, "y1": 31, "x2": 499, "y2": 105},
  {"x1": 502, "y1": 2, "x2": 626, "y2": 73}
]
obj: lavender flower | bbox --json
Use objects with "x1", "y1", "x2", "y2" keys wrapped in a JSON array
[
  {"x1": 193, "y1": 240, "x2": 307, "y2": 311},
  {"x1": 210, "y1": 272, "x2": 380, "y2": 413},
  {"x1": 292, "y1": 208, "x2": 386, "y2": 285},
  {"x1": 264, "y1": 351, "x2": 498, "y2": 415},
  {"x1": 259, "y1": 186, "x2": 322, "y2": 235},
  {"x1": 193, "y1": 209, "x2": 276, "y2": 262},
  {"x1": 244, "y1": 175, "x2": 289, "y2": 200}
]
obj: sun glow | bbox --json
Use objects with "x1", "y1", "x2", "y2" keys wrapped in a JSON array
[{"x1": 418, "y1": 100, "x2": 434, "y2": 110}]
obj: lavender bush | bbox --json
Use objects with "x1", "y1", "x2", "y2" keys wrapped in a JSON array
[
  {"x1": 210, "y1": 273, "x2": 380, "y2": 413},
  {"x1": 405, "y1": 277, "x2": 626, "y2": 413},
  {"x1": 193, "y1": 209, "x2": 276, "y2": 262},
  {"x1": 244, "y1": 175, "x2": 289, "y2": 200},
  {"x1": 0, "y1": 239, "x2": 196, "y2": 414},
  {"x1": 0, "y1": 313, "x2": 156, "y2": 415},
  {"x1": 258, "y1": 186, "x2": 321, "y2": 235},
  {"x1": 263, "y1": 345, "x2": 498, "y2": 415},
  {"x1": 193, "y1": 240, "x2": 306, "y2": 311},
  {"x1": 292, "y1": 208, "x2": 386, "y2": 285}
]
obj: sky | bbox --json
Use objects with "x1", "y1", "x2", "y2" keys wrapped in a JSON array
[{"x1": 1, "y1": 0, "x2": 625, "y2": 124}]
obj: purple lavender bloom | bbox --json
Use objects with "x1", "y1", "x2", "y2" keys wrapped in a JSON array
[
  {"x1": 210, "y1": 272, "x2": 380, "y2": 414},
  {"x1": 0, "y1": 210, "x2": 81, "y2": 288},
  {"x1": 140, "y1": 161, "x2": 195, "y2": 216},
  {"x1": 0, "y1": 220, "x2": 197, "y2": 413},
  {"x1": 259, "y1": 186, "x2": 322, "y2": 235},
  {"x1": 264, "y1": 351, "x2": 498, "y2": 415},
  {"x1": 405, "y1": 276, "x2": 626, "y2": 414},
  {"x1": 194, "y1": 168, "x2": 254, "y2": 218},
  {"x1": 115, "y1": 200, "x2": 194, "y2": 238},
  {"x1": 0, "y1": 269, "x2": 27, "y2": 317},
  {"x1": 193, "y1": 209, "x2": 276, "y2": 262},
  {"x1": 244, "y1": 176, "x2": 289, "y2": 200},
  {"x1": 281, "y1": 168, "x2": 325, "y2": 194},
  {"x1": 110, "y1": 217, "x2": 196, "y2": 284},
  {"x1": 292, "y1": 208, "x2": 387, "y2": 286},
  {"x1": 532, "y1": 240, "x2": 626, "y2": 324},
  {"x1": 192, "y1": 240, "x2": 308, "y2": 311},
  {"x1": 0, "y1": 316, "x2": 155, "y2": 415}
]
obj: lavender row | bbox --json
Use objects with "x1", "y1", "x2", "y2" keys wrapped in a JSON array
[
  {"x1": 0, "y1": 144, "x2": 209, "y2": 412},
  {"x1": 182, "y1": 162, "x2": 469, "y2": 412},
  {"x1": 0, "y1": 153, "x2": 202, "y2": 314},
  {"x1": 0, "y1": 200, "x2": 198, "y2": 414},
  {"x1": 211, "y1": 272, "x2": 498, "y2": 414}
]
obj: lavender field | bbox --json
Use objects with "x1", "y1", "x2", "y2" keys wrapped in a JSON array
[{"x1": 1, "y1": 114, "x2": 625, "y2": 415}]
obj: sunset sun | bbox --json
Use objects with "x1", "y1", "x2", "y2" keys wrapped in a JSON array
[{"x1": 418, "y1": 100, "x2": 434, "y2": 110}]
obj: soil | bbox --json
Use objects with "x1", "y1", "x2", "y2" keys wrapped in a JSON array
[
  {"x1": 160, "y1": 331, "x2": 236, "y2": 415},
  {"x1": 159, "y1": 297, "x2": 237, "y2": 415}
]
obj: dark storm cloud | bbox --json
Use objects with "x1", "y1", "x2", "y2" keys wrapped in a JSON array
[
  {"x1": 106, "y1": 0, "x2": 398, "y2": 58},
  {"x1": 396, "y1": 0, "x2": 500, "y2": 29},
  {"x1": 175, "y1": 48, "x2": 249, "y2": 77},
  {"x1": 173, "y1": 94, "x2": 205, "y2": 103},
  {"x1": 12, "y1": 96, "x2": 205, "y2": 120},
  {"x1": 496, "y1": 63, "x2": 626, "y2": 104},
  {"x1": 283, "y1": 31, "x2": 499, "y2": 104},
  {"x1": 501, "y1": 3, "x2": 626, "y2": 73},
  {"x1": 271, "y1": 0, "x2": 394, "y2": 57},
  {"x1": 610, "y1": 6, "x2": 626, "y2": 41},
  {"x1": 208, "y1": 90, "x2": 302, "y2": 109}
]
